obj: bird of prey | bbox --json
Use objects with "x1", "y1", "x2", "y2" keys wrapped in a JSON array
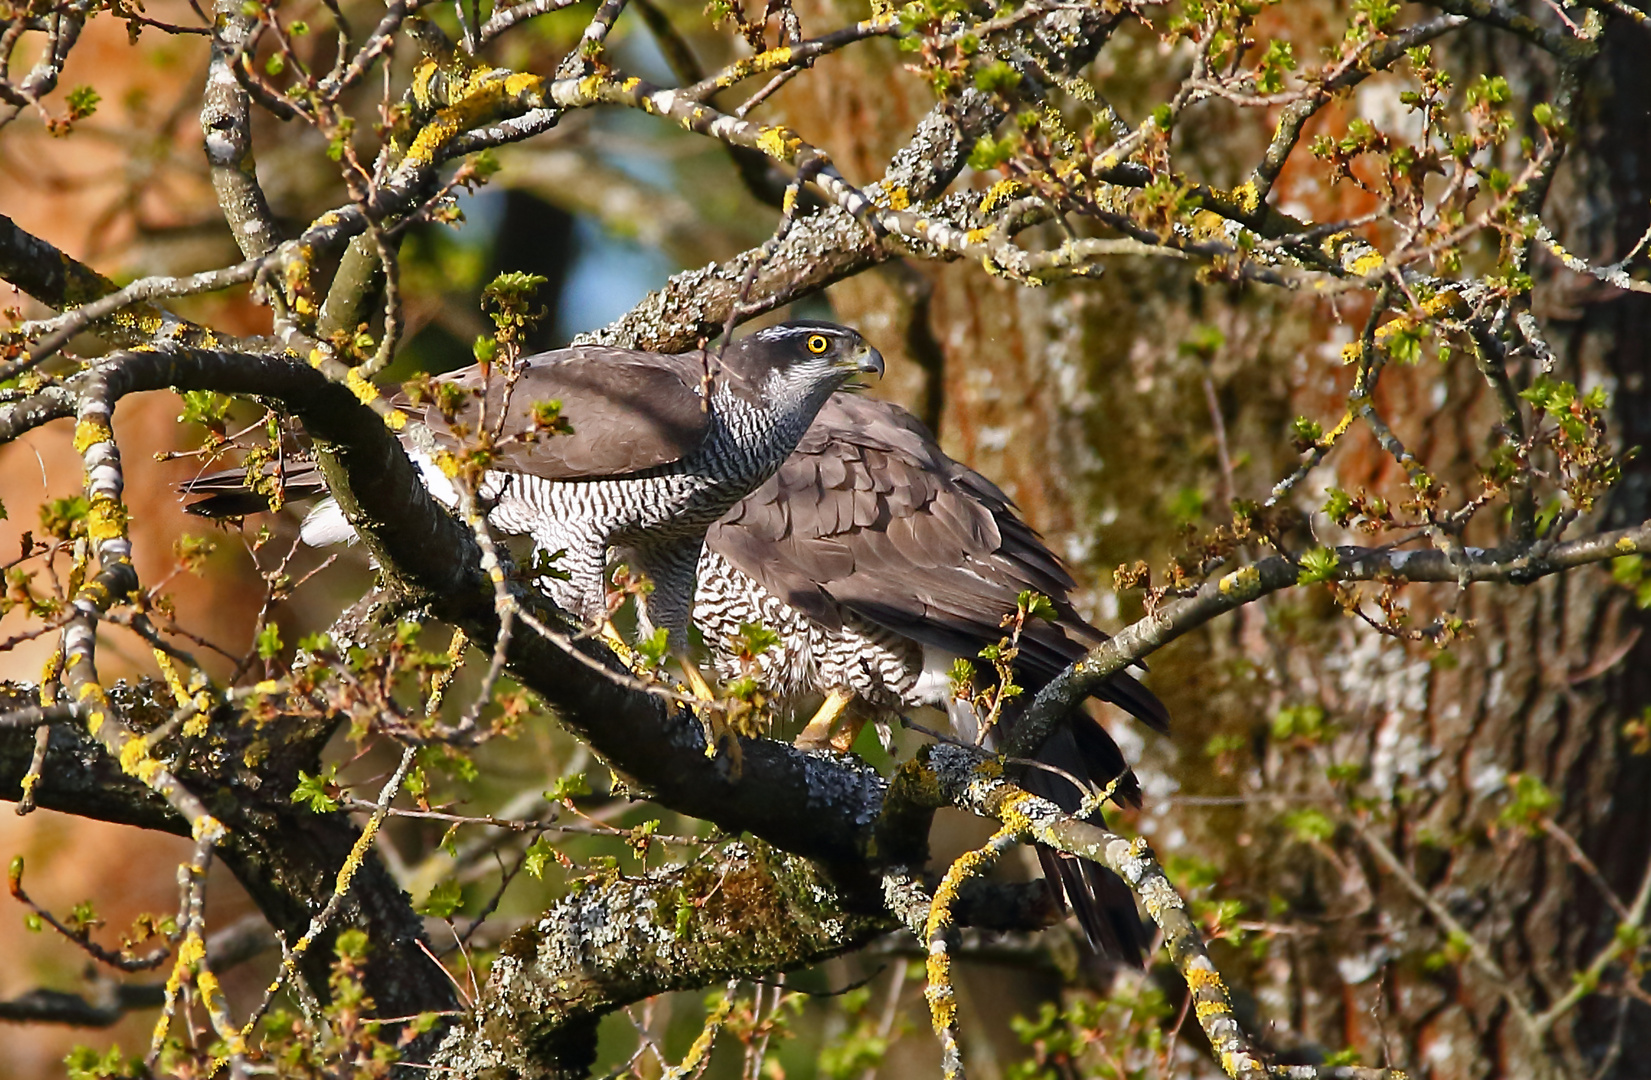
[
  {"x1": 183, "y1": 321, "x2": 884, "y2": 701},
  {"x1": 694, "y1": 392, "x2": 1168, "y2": 961}
]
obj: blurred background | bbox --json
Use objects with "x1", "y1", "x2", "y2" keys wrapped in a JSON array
[{"x1": 2, "y1": 0, "x2": 1648, "y2": 1076}]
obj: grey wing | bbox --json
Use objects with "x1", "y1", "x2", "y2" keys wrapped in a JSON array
[
  {"x1": 417, "y1": 346, "x2": 713, "y2": 480},
  {"x1": 708, "y1": 392, "x2": 1168, "y2": 732}
]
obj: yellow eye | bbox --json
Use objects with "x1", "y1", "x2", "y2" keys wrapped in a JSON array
[{"x1": 806, "y1": 333, "x2": 831, "y2": 355}]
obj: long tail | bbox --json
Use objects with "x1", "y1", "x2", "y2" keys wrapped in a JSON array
[
  {"x1": 178, "y1": 460, "x2": 327, "y2": 517},
  {"x1": 952, "y1": 698, "x2": 1150, "y2": 964},
  {"x1": 1020, "y1": 722, "x2": 1150, "y2": 963}
]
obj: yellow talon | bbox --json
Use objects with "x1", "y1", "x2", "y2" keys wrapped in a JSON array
[
  {"x1": 795, "y1": 688, "x2": 856, "y2": 751},
  {"x1": 600, "y1": 620, "x2": 634, "y2": 664}
]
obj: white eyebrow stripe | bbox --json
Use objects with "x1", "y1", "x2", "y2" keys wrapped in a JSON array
[{"x1": 754, "y1": 325, "x2": 850, "y2": 343}]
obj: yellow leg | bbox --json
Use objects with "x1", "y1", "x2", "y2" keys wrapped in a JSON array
[
  {"x1": 677, "y1": 651, "x2": 739, "y2": 768},
  {"x1": 600, "y1": 621, "x2": 634, "y2": 664},
  {"x1": 678, "y1": 654, "x2": 717, "y2": 702},
  {"x1": 795, "y1": 689, "x2": 855, "y2": 751},
  {"x1": 829, "y1": 711, "x2": 869, "y2": 754}
]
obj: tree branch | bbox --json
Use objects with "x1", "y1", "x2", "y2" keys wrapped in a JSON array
[{"x1": 1008, "y1": 523, "x2": 1651, "y2": 759}]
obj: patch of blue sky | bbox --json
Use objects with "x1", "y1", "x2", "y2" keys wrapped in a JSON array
[{"x1": 555, "y1": 215, "x2": 673, "y2": 340}]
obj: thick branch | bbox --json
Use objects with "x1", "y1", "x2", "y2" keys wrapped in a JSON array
[
  {"x1": 0, "y1": 682, "x2": 453, "y2": 1025},
  {"x1": 432, "y1": 840, "x2": 893, "y2": 1079}
]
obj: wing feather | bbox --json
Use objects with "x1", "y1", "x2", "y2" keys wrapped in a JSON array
[
  {"x1": 414, "y1": 347, "x2": 712, "y2": 480},
  {"x1": 707, "y1": 392, "x2": 1169, "y2": 734}
]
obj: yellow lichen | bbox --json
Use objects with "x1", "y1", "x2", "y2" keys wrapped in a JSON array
[
  {"x1": 1319, "y1": 230, "x2": 1351, "y2": 255},
  {"x1": 344, "y1": 366, "x2": 380, "y2": 405},
  {"x1": 1185, "y1": 964, "x2": 1226, "y2": 993},
  {"x1": 1194, "y1": 1000, "x2": 1228, "y2": 1021},
  {"x1": 154, "y1": 650, "x2": 192, "y2": 708},
  {"x1": 119, "y1": 738, "x2": 164, "y2": 784},
  {"x1": 1348, "y1": 248, "x2": 1385, "y2": 276},
  {"x1": 980, "y1": 178, "x2": 1025, "y2": 214},
  {"x1": 923, "y1": 951, "x2": 956, "y2": 1032},
  {"x1": 1617, "y1": 536, "x2": 1638, "y2": 553},
  {"x1": 502, "y1": 71, "x2": 544, "y2": 99},
  {"x1": 72, "y1": 417, "x2": 112, "y2": 454},
  {"x1": 1217, "y1": 565, "x2": 1260, "y2": 596},
  {"x1": 177, "y1": 932, "x2": 205, "y2": 968},
  {"x1": 756, "y1": 125, "x2": 800, "y2": 160},
  {"x1": 411, "y1": 60, "x2": 440, "y2": 108},
  {"x1": 887, "y1": 187, "x2": 910, "y2": 211}
]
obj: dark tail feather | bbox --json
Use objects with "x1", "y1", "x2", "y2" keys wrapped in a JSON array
[
  {"x1": 1034, "y1": 845, "x2": 1148, "y2": 964},
  {"x1": 1094, "y1": 670, "x2": 1171, "y2": 735},
  {"x1": 1016, "y1": 723, "x2": 1150, "y2": 964},
  {"x1": 178, "y1": 461, "x2": 326, "y2": 518},
  {"x1": 1069, "y1": 710, "x2": 1143, "y2": 808}
]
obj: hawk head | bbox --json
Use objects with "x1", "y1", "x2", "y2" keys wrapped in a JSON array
[{"x1": 717, "y1": 321, "x2": 884, "y2": 408}]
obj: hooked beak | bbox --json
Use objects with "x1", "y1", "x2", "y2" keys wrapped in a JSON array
[{"x1": 847, "y1": 344, "x2": 884, "y2": 379}]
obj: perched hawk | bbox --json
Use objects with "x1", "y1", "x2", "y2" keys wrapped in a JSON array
[
  {"x1": 694, "y1": 393, "x2": 1168, "y2": 961},
  {"x1": 184, "y1": 322, "x2": 883, "y2": 671}
]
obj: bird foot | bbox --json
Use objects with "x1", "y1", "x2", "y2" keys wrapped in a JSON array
[
  {"x1": 795, "y1": 688, "x2": 855, "y2": 751},
  {"x1": 676, "y1": 654, "x2": 743, "y2": 774},
  {"x1": 699, "y1": 713, "x2": 744, "y2": 774}
]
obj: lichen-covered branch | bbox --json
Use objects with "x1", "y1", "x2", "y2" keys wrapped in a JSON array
[
  {"x1": 432, "y1": 840, "x2": 894, "y2": 1079},
  {"x1": 1010, "y1": 520, "x2": 1651, "y2": 760},
  {"x1": 926, "y1": 744, "x2": 1406, "y2": 1080}
]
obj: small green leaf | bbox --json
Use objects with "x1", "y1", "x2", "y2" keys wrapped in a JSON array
[
  {"x1": 523, "y1": 837, "x2": 556, "y2": 879},
  {"x1": 1322, "y1": 487, "x2": 1356, "y2": 523},
  {"x1": 1296, "y1": 546, "x2": 1341, "y2": 585},
  {"x1": 256, "y1": 621, "x2": 283, "y2": 660},
  {"x1": 1272, "y1": 703, "x2": 1328, "y2": 741},
  {"x1": 737, "y1": 620, "x2": 780, "y2": 657},
  {"x1": 545, "y1": 773, "x2": 590, "y2": 801},
  {"x1": 420, "y1": 880, "x2": 464, "y2": 918},
  {"x1": 635, "y1": 626, "x2": 671, "y2": 666},
  {"x1": 64, "y1": 85, "x2": 100, "y2": 121},
  {"x1": 289, "y1": 767, "x2": 339, "y2": 813},
  {"x1": 1496, "y1": 772, "x2": 1558, "y2": 834},
  {"x1": 40, "y1": 496, "x2": 90, "y2": 540},
  {"x1": 1291, "y1": 416, "x2": 1325, "y2": 451},
  {"x1": 1017, "y1": 590, "x2": 1057, "y2": 622},
  {"x1": 973, "y1": 60, "x2": 1021, "y2": 93},
  {"x1": 296, "y1": 631, "x2": 333, "y2": 653}
]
